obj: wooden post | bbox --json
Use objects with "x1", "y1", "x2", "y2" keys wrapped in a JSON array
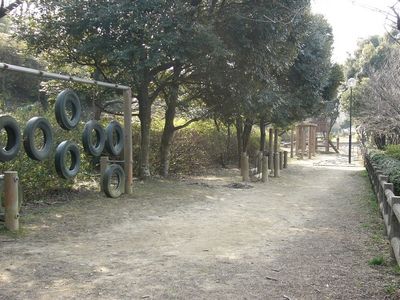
[
  {"x1": 268, "y1": 128, "x2": 273, "y2": 170},
  {"x1": 283, "y1": 151, "x2": 288, "y2": 168},
  {"x1": 262, "y1": 156, "x2": 269, "y2": 183},
  {"x1": 273, "y1": 152, "x2": 280, "y2": 178},
  {"x1": 312, "y1": 126, "x2": 317, "y2": 156},
  {"x1": 242, "y1": 153, "x2": 250, "y2": 182},
  {"x1": 4, "y1": 171, "x2": 19, "y2": 231},
  {"x1": 325, "y1": 132, "x2": 329, "y2": 152},
  {"x1": 123, "y1": 89, "x2": 133, "y2": 194},
  {"x1": 274, "y1": 128, "x2": 279, "y2": 153},
  {"x1": 308, "y1": 126, "x2": 312, "y2": 159},
  {"x1": 301, "y1": 126, "x2": 306, "y2": 159},
  {"x1": 315, "y1": 135, "x2": 318, "y2": 153},
  {"x1": 296, "y1": 126, "x2": 300, "y2": 156},
  {"x1": 279, "y1": 151, "x2": 283, "y2": 170},
  {"x1": 100, "y1": 156, "x2": 109, "y2": 192},
  {"x1": 337, "y1": 137, "x2": 340, "y2": 151},
  {"x1": 290, "y1": 129, "x2": 294, "y2": 158},
  {"x1": 257, "y1": 151, "x2": 263, "y2": 174}
]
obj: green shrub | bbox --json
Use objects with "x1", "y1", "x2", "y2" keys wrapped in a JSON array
[
  {"x1": 370, "y1": 150, "x2": 400, "y2": 195},
  {"x1": 1, "y1": 104, "x2": 94, "y2": 200},
  {"x1": 385, "y1": 144, "x2": 400, "y2": 160}
]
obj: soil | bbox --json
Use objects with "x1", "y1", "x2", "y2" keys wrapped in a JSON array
[{"x1": 1, "y1": 153, "x2": 399, "y2": 299}]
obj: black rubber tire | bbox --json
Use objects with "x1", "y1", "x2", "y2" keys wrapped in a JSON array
[
  {"x1": 0, "y1": 116, "x2": 21, "y2": 162},
  {"x1": 55, "y1": 89, "x2": 81, "y2": 130},
  {"x1": 82, "y1": 120, "x2": 106, "y2": 156},
  {"x1": 102, "y1": 164, "x2": 125, "y2": 198},
  {"x1": 55, "y1": 141, "x2": 81, "y2": 179},
  {"x1": 23, "y1": 117, "x2": 53, "y2": 161},
  {"x1": 105, "y1": 121, "x2": 124, "y2": 156}
]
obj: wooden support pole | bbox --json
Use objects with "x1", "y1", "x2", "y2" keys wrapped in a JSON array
[
  {"x1": 242, "y1": 153, "x2": 250, "y2": 182},
  {"x1": 337, "y1": 137, "x2": 340, "y2": 151},
  {"x1": 100, "y1": 156, "x2": 109, "y2": 192},
  {"x1": 313, "y1": 126, "x2": 317, "y2": 156},
  {"x1": 274, "y1": 128, "x2": 279, "y2": 153},
  {"x1": 4, "y1": 171, "x2": 19, "y2": 231},
  {"x1": 279, "y1": 151, "x2": 283, "y2": 170},
  {"x1": 308, "y1": 126, "x2": 312, "y2": 159},
  {"x1": 123, "y1": 89, "x2": 133, "y2": 194},
  {"x1": 325, "y1": 132, "x2": 329, "y2": 152},
  {"x1": 256, "y1": 151, "x2": 263, "y2": 174},
  {"x1": 274, "y1": 152, "x2": 280, "y2": 178},
  {"x1": 283, "y1": 151, "x2": 288, "y2": 168},
  {"x1": 262, "y1": 156, "x2": 269, "y2": 183},
  {"x1": 290, "y1": 129, "x2": 294, "y2": 158},
  {"x1": 295, "y1": 126, "x2": 300, "y2": 156},
  {"x1": 268, "y1": 128, "x2": 273, "y2": 170},
  {"x1": 301, "y1": 126, "x2": 306, "y2": 159}
]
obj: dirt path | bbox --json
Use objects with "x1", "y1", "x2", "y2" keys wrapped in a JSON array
[{"x1": 0, "y1": 154, "x2": 398, "y2": 299}]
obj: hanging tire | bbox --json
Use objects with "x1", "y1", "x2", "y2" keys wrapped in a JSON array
[
  {"x1": 23, "y1": 117, "x2": 53, "y2": 161},
  {"x1": 105, "y1": 121, "x2": 124, "y2": 156},
  {"x1": 102, "y1": 164, "x2": 125, "y2": 198},
  {"x1": 55, "y1": 141, "x2": 81, "y2": 179},
  {"x1": 0, "y1": 116, "x2": 21, "y2": 162},
  {"x1": 55, "y1": 89, "x2": 81, "y2": 130},
  {"x1": 82, "y1": 120, "x2": 106, "y2": 156}
]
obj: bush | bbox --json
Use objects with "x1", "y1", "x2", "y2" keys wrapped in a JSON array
[
  {"x1": 370, "y1": 150, "x2": 400, "y2": 195},
  {"x1": 385, "y1": 144, "x2": 400, "y2": 160},
  {"x1": 132, "y1": 119, "x2": 262, "y2": 176},
  {"x1": 0, "y1": 104, "x2": 95, "y2": 200}
]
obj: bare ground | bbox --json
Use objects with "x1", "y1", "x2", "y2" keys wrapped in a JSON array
[{"x1": 0, "y1": 154, "x2": 399, "y2": 299}]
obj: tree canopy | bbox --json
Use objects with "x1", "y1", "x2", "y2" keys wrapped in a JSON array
[{"x1": 12, "y1": 0, "x2": 336, "y2": 177}]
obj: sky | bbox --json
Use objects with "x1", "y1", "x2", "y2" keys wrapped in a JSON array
[{"x1": 311, "y1": 0, "x2": 398, "y2": 63}]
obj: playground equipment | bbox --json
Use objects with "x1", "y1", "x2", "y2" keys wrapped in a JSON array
[
  {"x1": 0, "y1": 62, "x2": 133, "y2": 230},
  {"x1": 293, "y1": 123, "x2": 317, "y2": 159}
]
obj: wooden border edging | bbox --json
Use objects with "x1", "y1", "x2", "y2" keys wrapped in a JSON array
[{"x1": 365, "y1": 153, "x2": 400, "y2": 265}]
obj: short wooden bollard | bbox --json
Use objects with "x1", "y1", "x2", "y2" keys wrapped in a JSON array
[
  {"x1": 268, "y1": 152, "x2": 273, "y2": 171},
  {"x1": 262, "y1": 156, "x2": 268, "y2": 183},
  {"x1": 273, "y1": 152, "x2": 280, "y2": 178},
  {"x1": 258, "y1": 151, "x2": 263, "y2": 173},
  {"x1": 100, "y1": 156, "x2": 109, "y2": 192},
  {"x1": 242, "y1": 153, "x2": 250, "y2": 182},
  {"x1": 283, "y1": 151, "x2": 288, "y2": 169},
  {"x1": 4, "y1": 171, "x2": 19, "y2": 231},
  {"x1": 336, "y1": 137, "x2": 340, "y2": 151},
  {"x1": 279, "y1": 151, "x2": 283, "y2": 170}
]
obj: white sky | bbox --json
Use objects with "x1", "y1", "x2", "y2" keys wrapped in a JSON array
[{"x1": 312, "y1": 0, "x2": 398, "y2": 63}]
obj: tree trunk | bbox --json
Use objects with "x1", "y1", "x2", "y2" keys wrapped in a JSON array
[
  {"x1": 138, "y1": 81, "x2": 152, "y2": 179},
  {"x1": 235, "y1": 117, "x2": 243, "y2": 168},
  {"x1": 159, "y1": 71, "x2": 180, "y2": 176},
  {"x1": 226, "y1": 122, "x2": 231, "y2": 164},
  {"x1": 259, "y1": 117, "x2": 266, "y2": 153},
  {"x1": 242, "y1": 118, "x2": 253, "y2": 154}
]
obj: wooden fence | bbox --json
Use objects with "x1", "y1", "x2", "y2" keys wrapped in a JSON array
[{"x1": 364, "y1": 154, "x2": 400, "y2": 265}]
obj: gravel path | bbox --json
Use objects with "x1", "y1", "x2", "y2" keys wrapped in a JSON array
[{"x1": 0, "y1": 154, "x2": 398, "y2": 299}]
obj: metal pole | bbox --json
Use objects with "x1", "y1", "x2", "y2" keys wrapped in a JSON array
[
  {"x1": 0, "y1": 62, "x2": 130, "y2": 90},
  {"x1": 349, "y1": 87, "x2": 352, "y2": 164},
  {"x1": 123, "y1": 89, "x2": 133, "y2": 194}
]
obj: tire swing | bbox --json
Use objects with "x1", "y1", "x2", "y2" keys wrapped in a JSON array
[
  {"x1": 55, "y1": 141, "x2": 81, "y2": 179},
  {"x1": 82, "y1": 120, "x2": 106, "y2": 156},
  {"x1": 102, "y1": 164, "x2": 125, "y2": 198},
  {"x1": 23, "y1": 117, "x2": 53, "y2": 161},
  {"x1": 0, "y1": 116, "x2": 21, "y2": 162},
  {"x1": 105, "y1": 121, "x2": 124, "y2": 156},
  {"x1": 55, "y1": 89, "x2": 81, "y2": 130}
]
